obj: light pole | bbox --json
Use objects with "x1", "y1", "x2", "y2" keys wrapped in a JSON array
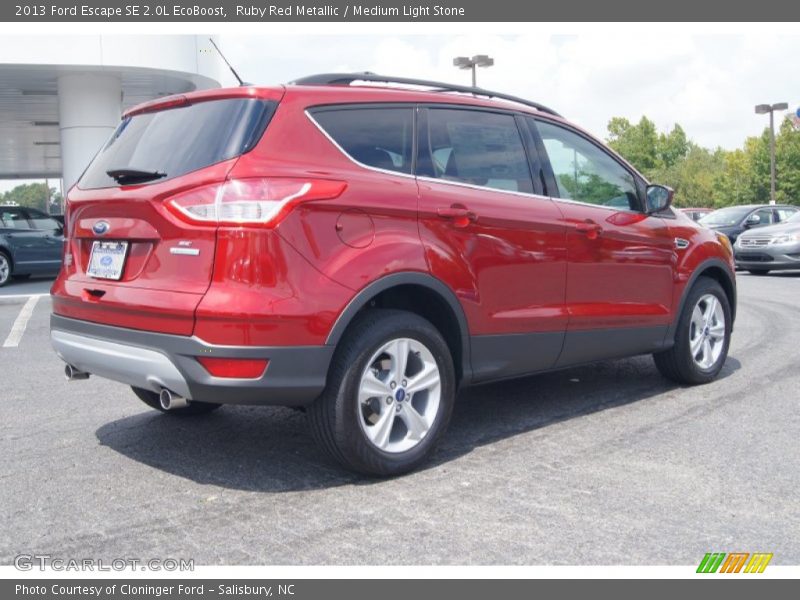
[
  {"x1": 453, "y1": 55, "x2": 494, "y2": 87},
  {"x1": 755, "y1": 102, "x2": 788, "y2": 205}
]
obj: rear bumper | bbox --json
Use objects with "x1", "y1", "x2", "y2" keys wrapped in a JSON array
[{"x1": 50, "y1": 314, "x2": 333, "y2": 406}]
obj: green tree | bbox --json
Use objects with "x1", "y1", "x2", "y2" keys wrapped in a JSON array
[
  {"x1": 776, "y1": 118, "x2": 800, "y2": 204},
  {"x1": 607, "y1": 116, "x2": 659, "y2": 174},
  {"x1": 0, "y1": 182, "x2": 62, "y2": 213},
  {"x1": 606, "y1": 114, "x2": 800, "y2": 208}
]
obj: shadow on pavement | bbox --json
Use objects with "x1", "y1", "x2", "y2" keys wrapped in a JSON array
[{"x1": 96, "y1": 354, "x2": 741, "y2": 493}]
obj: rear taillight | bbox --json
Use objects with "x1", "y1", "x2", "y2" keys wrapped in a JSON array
[{"x1": 165, "y1": 177, "x2": 347, "y2": 228}]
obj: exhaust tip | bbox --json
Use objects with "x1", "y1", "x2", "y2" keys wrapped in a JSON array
[
  {"x1": 159, "y1": 388, "x2": 189, "y2": 411},
  {"x1": 64, "y1": 364, "x2": 90, "y2": 381}
]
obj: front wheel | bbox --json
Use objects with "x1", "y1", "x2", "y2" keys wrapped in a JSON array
[
  {"x1": 307, "y1": 309, "x2": 456, "y2": 476},
  {"x1": 131, "y1": 387, "x2": 222, "y2": 416},
  {"x1": 653, "y1": 277, "x2": 731, "y2": 385}
]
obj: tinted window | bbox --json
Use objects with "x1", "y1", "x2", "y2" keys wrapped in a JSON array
[
  {"x1": 751, "y1": 208, "x2": 774, "y2": 226},
  {"x1": 312, "y1": 107, "x2": 414, "y2": 174},
  {"x1": 536, "y1": 120, "x2": 639, "y2": 210},
  {"x1": 26, "y1": 209, "x2": 61, "y2": 231},
  {"x1": 699, "y1": 206, "x2": 753, "y2": 227},
  {"x1": 422, "y1": 109, "x2": 532, "y2": 193},
  {"x1": 80, "y1": 98, "x2": 276, "y2": 189},
  {"x1": 0, "y1": 207, "x2": 30, "y2": 229}
]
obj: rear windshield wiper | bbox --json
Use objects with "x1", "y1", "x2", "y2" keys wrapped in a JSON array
[{"x1": 106, "y1": 167, "x2": 167, "y2": 185}]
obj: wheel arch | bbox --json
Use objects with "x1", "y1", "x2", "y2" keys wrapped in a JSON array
[
  {"x1": 665, "y1": 258, "x2": 737, "y2": 343},
  {"x1": 326, "y1": 272, "x2": 472, "y2": 384},
  {"x1": 0, "y1": 244, "x2": 13, "y2": 268}
]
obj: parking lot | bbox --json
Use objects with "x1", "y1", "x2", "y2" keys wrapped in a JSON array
[{"x1": 0, "y1": 273, "x2": 798, "y2": 565}]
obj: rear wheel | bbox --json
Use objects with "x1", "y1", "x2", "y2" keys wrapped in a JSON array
[
  {"x1": 653, "y1": 277, "x2": 731, "y2": 385},
  {"x1": 747, "y1": 269, "x2": 770, "y2": 275},
  {"x1": 131, "y1": 387, "x2": 222, "y2": 416},
  {"x1": 307, "y1": 309, "x2": 456, "y2": 476},
  {"x1": 0, "y1": 252, "x2": 11, "y2": 287}
]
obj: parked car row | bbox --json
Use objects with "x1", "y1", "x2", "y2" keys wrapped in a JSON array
[{"x1": 678, "y1": 204, "x2": 800, "y2": 274}]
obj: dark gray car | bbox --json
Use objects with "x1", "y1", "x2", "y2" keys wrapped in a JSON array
[
  {"x1": 734, "y1": 210, "x2": 800, "y2": 274},
  {"x1": 698, "y1": 203, "x2": 799, "y2": 244},
  {"x1": 0, "y1": 206, "x2": 64, "y2": 286}
]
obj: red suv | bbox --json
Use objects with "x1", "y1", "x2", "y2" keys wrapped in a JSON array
[{"x1": 51, "y1": 73, "x2": 736, "y2": 476}]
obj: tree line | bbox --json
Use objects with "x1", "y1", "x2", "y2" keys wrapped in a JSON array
[
  {"x1": 0, "y1": 182, "x2": 63, "y2": 214},
  {"x1": 606, "y1": 115, "x2": 800, "y2": 208}
]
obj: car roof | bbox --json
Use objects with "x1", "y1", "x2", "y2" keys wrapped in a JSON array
[{"x1": 125, "y1": 80, "x2": 566, "y2": 122}]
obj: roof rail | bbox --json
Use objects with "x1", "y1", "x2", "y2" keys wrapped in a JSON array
[{"x1": 289, "y1": 72, "x2": 562, "y2": 117}]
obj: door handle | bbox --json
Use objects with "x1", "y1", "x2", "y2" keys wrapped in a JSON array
[
  {"x1": 437, "y1": 206, "x2": 477, "y2": 228},
  {"x1": 575, "y1": 220, "x2": 602, "y2": 239}
]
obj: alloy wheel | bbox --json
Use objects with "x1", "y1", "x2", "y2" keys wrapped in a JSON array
[
  {"x1": 0, "y1": 255, "x2": 10, "y2": 285},
  {"x1": 357, "y1": 337, "x2": 442, "y2": 454},
  {"x1": 689, "y1": 293, "x2": 726, "y2": 369}
]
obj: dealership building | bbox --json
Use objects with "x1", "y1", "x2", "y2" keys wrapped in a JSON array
[{"x1": 0, "y1": 35, "x2": 224, "y2": 196}]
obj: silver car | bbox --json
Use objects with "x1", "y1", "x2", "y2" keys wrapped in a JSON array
[{"x1": 734, "y1": 210, "x2": 800, "y2": 274}]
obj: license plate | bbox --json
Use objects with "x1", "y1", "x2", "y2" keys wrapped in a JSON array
[{"x1": 87, "y1": 241, "x2": 129, "y2": 280}]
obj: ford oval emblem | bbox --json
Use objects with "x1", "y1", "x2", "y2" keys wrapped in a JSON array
[{"x1": 92, "y1": 221, "x2": 110, "y2": 236}]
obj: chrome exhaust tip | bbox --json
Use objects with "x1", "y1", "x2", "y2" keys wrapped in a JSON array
[
  {"x1": 64, "y1": 364, "x2": 90, "y2": 381},
  {"x1": 159, "y1": 388, "x2": 189, "y2": 411}
]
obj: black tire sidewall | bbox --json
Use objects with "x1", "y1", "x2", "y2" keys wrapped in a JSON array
[
  {"x1": 327, "y1": 310, "x2": 456, "y2": 476},
  {"x1": 674, "y1": 278, "x2": 732, "y2": 383},
  {"x1": 0, "y1": 252, "x2": 11, "y2": 287}
]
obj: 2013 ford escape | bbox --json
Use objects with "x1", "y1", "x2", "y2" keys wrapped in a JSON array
[{"x1": 51, "y1": 73, "x2": 736, "y2": 476}]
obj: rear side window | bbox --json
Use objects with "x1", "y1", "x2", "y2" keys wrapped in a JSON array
[
  {"x1": 421, "y1": 108, "x2": 533, "y2": 194},
  {"x1": 311, "y1": 107, "x2": 414, "y2": 174},
  {"x1": 80, "y1": 98, "x2": 276, "y2": 189},
  {"x1": 0, "y1": 207, "x2": 29, "y2": 229},
  {"x1": 26, "y1": 209, "x2": 61, "y2": 231}
]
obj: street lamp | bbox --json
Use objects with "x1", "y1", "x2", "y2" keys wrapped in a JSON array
[
  {"x1": 755, "y1": 102, "x2": 789, "y2": 205},
  {"x1": 453, "y1": 55, "x2": 494, "y2": 87}
]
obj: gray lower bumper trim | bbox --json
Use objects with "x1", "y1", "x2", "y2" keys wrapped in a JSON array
[
  {"x1": 50, "y1": 314, "x2": 334, "y2": 406},
  {"x1": 51, "y1": 330, "x2": 192, "y2": 398}
]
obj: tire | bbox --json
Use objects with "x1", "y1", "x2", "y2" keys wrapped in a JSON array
[
  {"x1": 653, "y1": 277, "x2": 731, "y2": 385},
  {"x1": 747, "y1": 269, "x2": 770, "y2": 276},
  {"x1": 0, "y1": 251, "x2": 11, "y2": 287},
  {"x1": 307, "y1": 309, "x2": 456, "y2": 477},
  {"x1": 131, "y1": 387, "x2": 222, "y2": 416}
]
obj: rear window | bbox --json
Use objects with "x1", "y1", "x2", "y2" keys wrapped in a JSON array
[
  {"x1": 310, "y1": 107, "x2": 414, "y2": 174},
  {"x1": 79, "y1": 98, "x2": 276, "y2": 189}
]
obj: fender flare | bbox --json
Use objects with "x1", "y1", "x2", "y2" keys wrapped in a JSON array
[
  {"x1": 664, "y1": 257, "x2": 737, "y2": 343},
  {"x1": 325, "y1": 272, "x2": 472, "y2": 382}
]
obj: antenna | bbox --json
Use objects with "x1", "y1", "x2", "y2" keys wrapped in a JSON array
[{"x1": 208, "y1": 38, "x2": 250, "y2": 87}]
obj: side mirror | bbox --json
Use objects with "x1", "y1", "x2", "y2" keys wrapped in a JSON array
[
  {"x1": 645, "y1": 184, "x2": 673, "y2": 214},
  {"x1": 745, "y1": 214, "x2": 761, "y2": 227}
]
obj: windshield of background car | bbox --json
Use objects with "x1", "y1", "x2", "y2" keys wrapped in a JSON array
[
  {"x1": 699, "y1": 206, "x2": 752, "y2": 227},
  {"x1": 79, "y1": 98, "x2": 276, "y2": 190}
]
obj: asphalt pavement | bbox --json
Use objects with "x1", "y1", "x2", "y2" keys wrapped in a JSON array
[{"x1": 0, "y1": 273, "x2": 798, "y2": 565}]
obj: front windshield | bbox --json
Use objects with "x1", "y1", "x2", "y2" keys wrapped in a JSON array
[
  {"x1": 787, "y1": 211, "x2": 800, "y2": 224},
  {"x1": 699, "y1": 206, "x2": 752, "y2": 227}
]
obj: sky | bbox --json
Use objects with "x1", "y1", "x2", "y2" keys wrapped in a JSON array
[{"x1": 2, "y1": 32, "x2": 798, "y2": 195}]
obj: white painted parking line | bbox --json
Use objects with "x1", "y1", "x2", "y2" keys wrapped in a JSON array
[
  {"x1": 0, "y1": 293, "x2": 50, "y2": 301},
  {"x1": 2, "y1": 296, "x2": 40, "y2": 348}
]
